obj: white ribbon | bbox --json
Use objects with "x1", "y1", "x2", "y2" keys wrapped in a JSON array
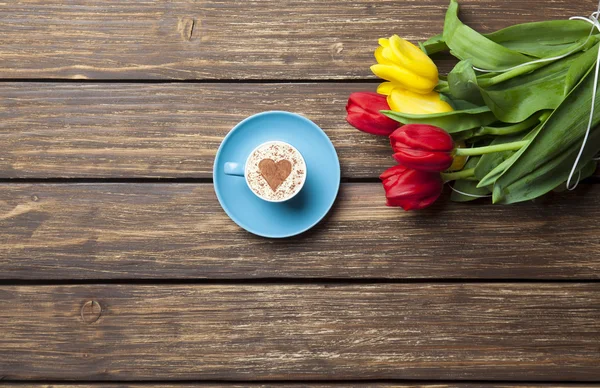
[
  {"x1": 472, "y1": 0, "x2": 600, "y2": 191},
  {"x1": 566, "y1": 7, "x2": 600, "y2": 189},
  {"x1": 449, "y1": 184, "x2": 492, "y2": 198},
  {"x1": 446, "y1": 152, "x2": 493, "y2": 198}
]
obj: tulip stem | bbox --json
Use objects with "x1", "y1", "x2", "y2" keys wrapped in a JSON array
[
  {"x1": 441, "y1": 168, "x2": 476, "y2": 182},
  {"x1": 472, "y1": 113, "x2": 541, "y2": 137},
  {"x1": 436, "y1": 80, "x2": 450, "y2": 94},
  {"x1": 454, "y1": 140, "x2": 528, "y2": 156},
  {"x1": 478, "y1": 62, "x2": 544, "y2": 88}
]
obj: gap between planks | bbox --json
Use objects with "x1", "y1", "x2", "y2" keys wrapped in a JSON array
[{"x1": 1, "y1": 381, "x2": 600, "y2": 387}]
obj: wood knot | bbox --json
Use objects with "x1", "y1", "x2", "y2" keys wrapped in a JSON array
[
  {"x1": 178, "y1": 17, "x2": 197, "y2": 41},
  {"x1": 330, "y1": 42, "x2": 344, "y2": 60},
  {"x1": 81, "y1": 300, "x2": 102, "y2": 324},
  {"x1": 31, "y1": 195, "x2": 39, "y2": 202}
]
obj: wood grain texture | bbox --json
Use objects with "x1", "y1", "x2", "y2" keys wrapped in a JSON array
[
  {"x1": 0, "y1": 0, "x2": 592, "y2": 79},
  {"x1": 3, "y1": 82, "x2": 599, "y2": 180},
  {"x1": 0, "y1": 82, "x2": 393, "y2": 179},
  {"x1": 6, "y1": 386, "x2": 600, "y2": 388},
  {"x1": 2, "y1": 183, "x2": 600, "y2": 280},
  {"x1": 1, "y1": 284, "x2": 599, "y2": 380}
]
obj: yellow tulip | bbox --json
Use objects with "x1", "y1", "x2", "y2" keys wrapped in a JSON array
[
  {"x1": 371, "y1": 35, "x2": 439, "y2": 95},
  {"x1": 387, "y1": 88, "x2": 453, "y2": 115},
  {"x1": 376, "y1": 82, "x2": 395, "y2": 95},
  {"x1": 448, "y1": 141, "x2": 468, "y2": 171}
]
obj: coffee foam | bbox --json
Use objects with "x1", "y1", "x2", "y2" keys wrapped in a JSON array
[{"x1": 246, "y1": 142, "x2": 306, "y2": 201}]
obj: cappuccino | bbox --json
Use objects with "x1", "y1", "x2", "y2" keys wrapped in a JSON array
[{"x1": 245, "y1": 141, "x2": 306, "y2": 202}]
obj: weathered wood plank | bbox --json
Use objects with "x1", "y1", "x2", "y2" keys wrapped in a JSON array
[
  {"x1": 6, "y1": 386, "x2": 600, "y2": 388},
  {"x1": 1, "y1": 183, "x2": 599, "y2": 280},
  {"x1": 0, "y1": 82, "x2": 391, "y2": 179},
  {"x1": 4, "y1": 83, "x2": 599, "y2": 180},
  {"x1": 0, "y1": 0, "x2": 590, "y2": 79},
  {"x1": 1, "y1": 284, "x2": 599, "y2": 380}
]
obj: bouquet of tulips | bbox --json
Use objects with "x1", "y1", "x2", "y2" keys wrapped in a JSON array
[{"x1": 346, "y1": 0, "x2": 600, "y2": 210}]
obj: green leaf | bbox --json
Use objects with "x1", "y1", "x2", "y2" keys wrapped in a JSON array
[
  {"x1": 381, "y1": 106, "x2": 497, "y2": 134},
  {"x1": 443, "y1": 0, "x2": 533, "y2": 71},
  {"x1": 451, "y1": 157, "x2": 491, "y2": 202},
  {"x1": 478, "y1": 44, "x2": 598, "y2": 123},
  {"x1": 421, "y1": 20, "x2": 593, "y2": 58},
  {"x1": 477, "y1": 153, "x2": 519, "y2": 188},
  {"x1": 473, "y1": 112, "x2": 543, "y2": 137},
  {"x1": 448, "y1": 104, "x2": 536, "y2": 141},
  {"x1": 493, "y1": 134, "x2": 600, "y2": 204},
  {"x1": 451, "y1": 129, "x2": 477, "y2": 142},
  {"x1": 421, "y1": 33, "x2": 448, "y2": 55},
  {"x1": 445, "y1": 97, "x2": 481, "y2": 111},
  {"x1": 476, "y1": 36, "x2": 597, "y2": 88},
  {"x1": 476, "y1": 123, "x2": 544, "y2": 187},
  {"x1": 492, "y1": 62, "x2": 600, "y2": 204},
  {"x1": 473, "y1": 132, "x2": 531, "y2": 182},
  {"x1": 484, "y1": 20, "x2": 594, "y2": 57},
  {"x1": 447, "y1": 59, "x2": 485, "y2": 105},
  {"x1": 565, "y1": 41, "x2": 600, "y2": 93}
]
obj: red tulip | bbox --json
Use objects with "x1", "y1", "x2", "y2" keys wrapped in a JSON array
[
  {"x1": 380, "y1": 165, "x2": 443, "y2": 210},
  {"x1": 390, "y1": 124, "x2": 454, "y2": 172},
  {"x1": 346, "y1": 92, "x2": 399, "y2": 136}
]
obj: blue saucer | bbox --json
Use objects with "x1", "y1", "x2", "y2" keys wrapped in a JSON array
[{"x1": 213, "y1": 111, "x2": 341, "y2": 238}]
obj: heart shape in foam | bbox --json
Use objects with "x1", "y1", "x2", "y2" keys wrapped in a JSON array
[{"x1": 258, "y1": 159, "x2": 292, "y2": 191}]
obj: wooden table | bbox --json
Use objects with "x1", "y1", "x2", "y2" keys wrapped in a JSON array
[{"x1": 1, "y1": 1, "x2": 600, "y2": 386}]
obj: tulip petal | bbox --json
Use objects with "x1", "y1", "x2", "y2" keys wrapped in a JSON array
[
  {"x1": 374, "y1": 47, "x2": 394, "y2": 66},
  {"x1": 387, "y1": 88, "x2": 454, "y2": 114},
  {"x1": 370, "y1": 64, "x2": 437, "y2": 95},
  {"x1": 389, "y1": 35, "x2": 439, "y2": 80},
  {"x1": 378, "y1": 38, "x2": 390, "y2": 47},
  {"x1": 376, "y1": 82, "x2": 396, "y2": 96},
  {"x1": 393, "y1": 149, "x2": 454, "y2": 172},
  {"x1": 380, "y1": 165, "x2": 443, "y2": 210},
  {"x1": 381, "y1": 47, "x2": 398, "y2": 64},
  {"x1": 380, "y1": 164, "x2": 409, "y2": 180},
  {"x1": 347, "y1": 110, "x2": 397, "y2": 136},
  {"x1": 390, "y1": 124, "x2": 454, "y2": 152},
  {"x1": 347, "y1": 91, "x2": 393, "y2": 112},
  {"x1": 346, "y1": 92, "x2": 399, "y2": 136}
]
